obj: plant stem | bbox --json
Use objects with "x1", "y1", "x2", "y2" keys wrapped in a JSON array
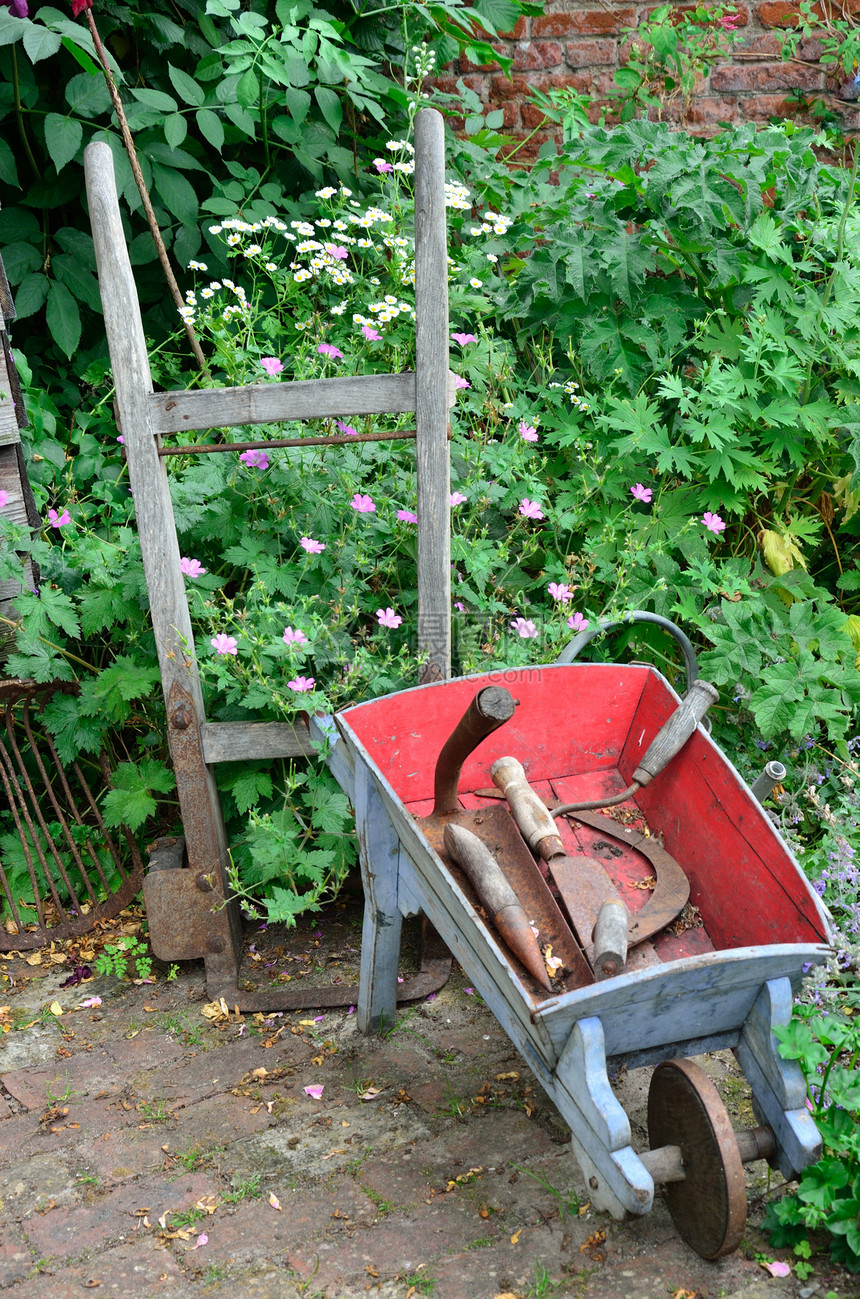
[
  {"x1": 83, "y1": 10, "x2": 209, "y2": 375},
  {"x1": 11, "y1": 46, "x2": 40, "y2": 181}
]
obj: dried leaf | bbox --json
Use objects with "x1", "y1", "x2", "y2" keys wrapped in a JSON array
[
  {"x1": 269, "y1": 1192, "x2": 281, "y2": 1211},
  {"x1": 510, "y1": 1229, "x2": 522, "y2": 1244}
]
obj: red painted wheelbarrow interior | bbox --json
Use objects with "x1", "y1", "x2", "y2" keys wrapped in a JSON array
[{"x1": 341, "y1": 665, "x2": 828, "y2": 959}]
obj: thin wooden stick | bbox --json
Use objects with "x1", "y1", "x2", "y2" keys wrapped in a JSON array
[
  {"x1": 157, "y1": 428, "x2": 420, "y2": 456},
  {"x1": 84, "y1": 11, "x2": 209, "y2": 374}
]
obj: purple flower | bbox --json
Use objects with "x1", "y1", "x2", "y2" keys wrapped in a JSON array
[
  {"x1": 450, "y1": 491, "x2": 467, "y2": 506},
  {"x1": 260, "y1": 356, "x2": 284, "y2": 376},
  {"x1": 519, "y1": 498, "x2": 544, "y2": 520},
  {"x1": 351, "y1": 493, "x2": 376, "y2": 513},
  {"x1": 60, "y1": 965, "x2": 93, "y2": 987},
  {"x1": 336, "y1": 420, "x2": 359, "y2": 436},
  {"x1": 211, "y1": 633, "x2": 238, "y2": 656},
  {"x1": 548, "y1": 581, "x2": 573, "y2": 603},
  {"x1": 377, "y1": 607, "x2": 403, "y2": 629},
  {"x1": 362, "y1": 325, "x2": 382, "y2": 341},
  {"x1": 454, "y1": 376, "x2": 470, "y2": 390},
  {"x1": 325, "y1": 245, "x2": 348, "y2": 260},
  {"x1": 2, "y1": 0, "x2": 28, "y2": 15},
  {"x1": 630, "y1": 483, "x2": 652, "y2": 503},
  {"x1": 283, "y1": 626, "x2": 309, "y2": 647},
  {"x1": 48, "y1": 507, "x2": 71, "y2": 528},
  {"x1": 511, "y1": 617, "x2": 538, "y2": 639},
  {"x1": 300, "y1": 536, "x2": 326, "y2": 553},
  {"x1": 568, "y1": 612, "x2": 589, "y2": 633},
  {"x1": 519, "y1": 420, "x2": 538, "y2": 442},
  {"x1": 318, "y1": 343, "x2": 344, "y2": 360},
  {"x1": 397, "y1": 509, "x2": 417, "y2": 524},
  {"x1": 451, "y1": 332, "x2": 478, "y2": 346},
  {"x1": 288, "y1": 675, "x2": 315, "y2": 692},
  {"x1": 240, "y1": 449, "x2": 270, "y2": 470},
  {"x1": 180, "y1": 557, "x2": 206, "y2": 578},
  {"x1": 702, "y1": 511, "x2": 726, "y2": 535}
]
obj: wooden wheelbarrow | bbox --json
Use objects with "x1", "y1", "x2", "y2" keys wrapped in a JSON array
[{"x1": 328, "y1": 661, "x2": 832, "y2": 1259}]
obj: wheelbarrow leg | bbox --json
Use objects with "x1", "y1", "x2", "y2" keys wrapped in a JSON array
[
  {"x1": 552, "y1": 1017, "x2": 654, "y2": 1219},
  {"x1": 734, "y1": 977, "x2": 821, "y2": 1180},
  {"x1": 354, "y1": 759, "x2": 403, "y2": 1034}
]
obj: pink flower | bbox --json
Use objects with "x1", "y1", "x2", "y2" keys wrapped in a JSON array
[
  {"x1": 283, "y1": 626, "x2": 309, "y2": 647},
  {"x1": 304, "y1": 1084, "x2": 324, "y2": 1099},
  {"x1": 362, "y1": 325, "x2": 382, "y2": 341},
  {"x1": 336, "y1": 420, "x2": 358, "y2": 436},
  {"x1": 300, "y1": 536, "x2": 326, "y2": 553},
  {"x1": 454, "y1": 601, "x2": 465, "y2": 611},
  {"x1": 568, "y1": 612, "x2": 589, "y2": 633},
  {"x1": 260, "y1": 356, "x2": 284, "y2": 376},
  {"x1": 519, "y1": 420, "x2": 538, "y2": 442},
  {"x1": 180, "y1": 557, "x2": 207, "y2": 578},
  {"x1": 288, "y1": 675, "x2": 315, "y2": 692},
  {"x1": 189, "y1": 1233, "x2": 208, "y2": 1250},
  {"x1": 377, "y1": 607, "x2": 402, "y2": 629},
  {"x1": 373, "y1": 159, "x2": 394, "y2": 173},
  {"x1": 548, "y1": 581, "x2": 572, "y2": 603},
  {"x1": 211, "y1": 633, "x2": 238, "y2": 656},
  {"x1": 116, "y1": 435, "x2": 124, "y2": 444},
  {"x1": 630, "y1": 483, "x2": 652, "y2": 503},
  {"x1": 511, "y1": 617, "x2": 538, "y2": 638},
  {"x1": 451, "y1": 332, "x2": 478, "y2": 345},
  {"x1": 519, "y1": 498, "x2": 544, "y2": 520},
  {"x1": 397, "y1": 509, "x2": 417, "y2": 524},
  {"x1": 717, "y1": 12, "x2": 739, "y2": 28},
  {"x1": 325, "y1": 244, "x2": 348, "y2": 260},
  {"x1": 80, "y1": 995, "x2": 102, "y2": 1008},
  {"x1": 48, "y1": 507, "x2": 71, "y2": 528},
  {"x1": 0, "y1": 491, "x2": 8, "y2": 509},
  {"x1": 318, "y1": 343, "x2": 344, "y2": 360},
  {"x1": 453, "y1": 375, "x2": 470, "y2": 390},
  {"x1": 702, "y1": 511, "x2": 726, "y2": 535},
  {"x1": 450, "y1": 491, "x2": 467, "y2": 506},
  {"x1": 351, "y1": 493, "x2": 376, "y2": 513},
  {"x1": 762, "y1": 1261, "x2": 790, "y2": 1278},
  {"x1": 240, "y1": 449, "x2": 270, "y2": 470}
]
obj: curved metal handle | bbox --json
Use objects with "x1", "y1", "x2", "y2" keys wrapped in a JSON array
[{"x1": 555, "y1": 610, "x2": 701, "y2": 697}]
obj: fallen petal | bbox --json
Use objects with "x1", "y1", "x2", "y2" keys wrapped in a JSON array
[
  {"x1": 269, "y1": 1192, "x2": 282, "y2": 1210},
  {"x1": 304, "y1": 1084, "x2": 324, "y2": 1100}
]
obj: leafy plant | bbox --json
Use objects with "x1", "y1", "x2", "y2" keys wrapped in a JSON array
[{"x1": 93, "y1": 934, "x2": 154, "y2": 980}]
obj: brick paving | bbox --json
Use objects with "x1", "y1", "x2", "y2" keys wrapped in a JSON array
[{"x1": 1, "y1": 906, "x2": 857, "y2": 1299}]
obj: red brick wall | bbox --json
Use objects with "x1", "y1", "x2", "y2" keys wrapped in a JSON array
[{"x1": 435, "y1": 2, "x2": 860, "y2": 149}]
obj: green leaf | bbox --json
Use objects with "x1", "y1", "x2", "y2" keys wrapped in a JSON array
[
  {"x1": 0, "y1": 137, "x2": 20, "y2": 188},
  {"x1": 0, "y1": 241, "x2": 41, "y2": 284},
  {"x1": 41, "y1": 693, "x2": 107, "y2": 764},
  {"x1": 284, "y1": 86, "x2": 310, "y2": 125},
  {"x1": 52, "y1": 253, "x2": 102, "y2": 312},
  {"x1": 10, "y1": 269, "x2": 49, "y2": 320},
  {"x1": 228, "y1": 768, "x2": 274, "y2": 814},
  {"x1": 168, "y1": 62, "x2": 205, "y2": 106},
  {"x1": 235, "y1": 67, "x2": 259, "y2": 109},
  {"x1": 22, "y1": 23, "x2": 62, "y2": 62},
  {"x1": 43, "y1": 113, "x2": 82, "y2": 173},
  {"x1": 151, "y1": 163, "x2": 199, "y2": 225},
  {"x1": 614, "y1": 66, "x2": 643, "y2": 89},
  {"x1": 0, "y1": 10, "x2": 26, "y2": 45},
  {"x1": 131, "y1": 86, "x2": 179, "y2": 113},
  {"x1": 314, "y1": 85, "x2": 342, "y2": 135},
  {"x1": 195, "y1": 107, "x2": 224, "y2": 152},
  {"x1": 163, "y1": 113, "x2": 188, "y2": 149},
  {"x1": 46, "y1": 279, "x2": 81, "y2": 358},
  {"x1": 102, "y1": 785, "x2": 158, "y2": 832},
  {"x1": 469, "y1": 0, "x2": 520, "y2": 35}
]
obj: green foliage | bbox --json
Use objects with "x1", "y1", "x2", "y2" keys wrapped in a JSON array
[{"x1": 93, "y1": 933, "x2": 154, "y2": 980}]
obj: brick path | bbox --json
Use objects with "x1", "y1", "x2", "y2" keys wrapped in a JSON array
[{"x1": 0, "y1": 906, "x2": 855, "y2": 1298}]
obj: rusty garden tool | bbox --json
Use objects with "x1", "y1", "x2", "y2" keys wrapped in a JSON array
[
  {"x1": 421, "y1": 686, "x2": 592, "y2": 993},
  {"x1": 487, "y1": 756, "x2": 690, "y2": 975}
]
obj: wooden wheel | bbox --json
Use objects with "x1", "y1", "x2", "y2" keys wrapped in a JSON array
[{"x1": 648, "y1": 1058, "x2": 747, "y2": 1259}]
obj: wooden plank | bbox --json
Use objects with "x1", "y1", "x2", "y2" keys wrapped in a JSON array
[
  {"x1": 353, "y1": 757, "x2": 403, "y2": 1034},
  {"x1": 610, "y1": 1029, "x2": 740, "y2": 1073},
  {"x1": 533, "y1": 943, "x2": 830, "y2": 1059},
  {"x1": 201, "y1": 720, "x2": 314, "y2": 764},
  {"x1": 414, "y1": 106, "x2": 451, "y2": 681},
  {"x1": 149, "y1": 371, "x2": 433, "y2": 435},
  {"x1": 311, "y1": 714, "x2": 355, "y2": 803},
  {"x1": 84, "y1": 142, "x2": 235, "y2": 919},
  {"x1": 0, "y1": 311, "x2": 20, "y2": 447}
]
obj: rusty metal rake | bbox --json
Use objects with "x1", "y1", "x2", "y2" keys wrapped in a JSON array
[{"x1": 0, "y1": 679, "x2": 143, "y2": 950}]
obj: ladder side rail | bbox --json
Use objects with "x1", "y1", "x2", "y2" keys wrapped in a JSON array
[
  {"x1": 84, "y1": 141, "x2": 241, "y2": 966},
  {"x1": 414, "y1": 107, "x2": 452, "y2": 682}
]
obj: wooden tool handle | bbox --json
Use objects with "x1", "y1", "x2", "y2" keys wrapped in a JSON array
[
  {"x1": 592, "y1": 898, "x2": 629, "y2": 980},
  {"x1": 632, "y1": 679, "x2": 719, "y2": 788},
  {"x1": 433, "y1": 686, "x2": 516, "y2": 815},
  {"x1": 491, "y1": 756, "x2": 561, "y2": 854},
  {"x1": 443, "y1": 822, "x2": 519, "y2": 914}
]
